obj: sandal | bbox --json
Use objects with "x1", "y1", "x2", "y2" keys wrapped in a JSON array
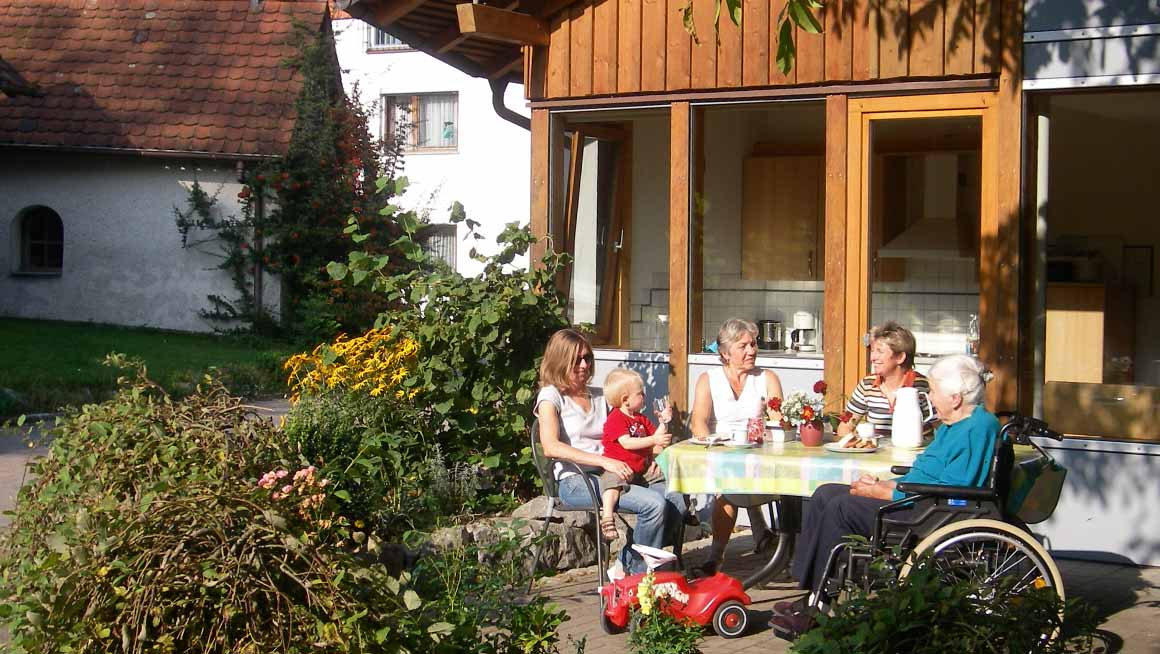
[{"x1": 599, "y1": 516, "x2": 619, "y2": 542}]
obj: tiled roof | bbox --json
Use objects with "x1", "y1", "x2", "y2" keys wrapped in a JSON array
[{"x1": 0, "y1": 0, "x2": 329, "y2": 158}]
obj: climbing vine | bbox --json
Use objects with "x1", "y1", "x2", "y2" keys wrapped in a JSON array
[{"x1": 176, "y1": 23, "x2": 413, "y2": 342}]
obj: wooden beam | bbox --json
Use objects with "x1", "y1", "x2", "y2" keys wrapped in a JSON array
[
  {"x1": 824, "y1": 94, "x2": 849, "y2": 409},
  {"x1": 483, "y1": 49, "x2": 525, "y2": 79},
  {"x1": 353, "y1": 0, "x2": 427, "y2": 28},
  {"x1": 429, "y1": 23, "x2": 469, "y2": 53},
  {"x1": 530, "y1": 108, "x2": 549, "y2": 268},
  {"x1": 669, "y1": 102, "x2": 691, "y2": 415},
  {"x1": 457, "y1": 3, "x2": 550, "y2": 46}
]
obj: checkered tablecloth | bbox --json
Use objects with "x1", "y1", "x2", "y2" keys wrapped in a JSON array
[{"x1": 656, "y1": 439, "x2": 1039, "y2": 498}]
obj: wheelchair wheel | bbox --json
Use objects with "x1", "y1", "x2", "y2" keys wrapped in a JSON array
[{"x1": 900, "y1": 519, "x2": 1064, "y2": 639}]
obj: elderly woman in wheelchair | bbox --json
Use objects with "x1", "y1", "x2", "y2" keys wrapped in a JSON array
[{"x1": 771, "y1": 354, "x2": 1066, "y2": 640}]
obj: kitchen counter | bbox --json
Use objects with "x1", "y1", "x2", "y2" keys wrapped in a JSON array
[{"x1": 689, "y1": 351, "x2": 824, "y2": 370}]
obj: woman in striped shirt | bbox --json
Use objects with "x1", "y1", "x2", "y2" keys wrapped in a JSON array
[{"x1": 837, "y1": 321, "x2": 934, "y2": 440}]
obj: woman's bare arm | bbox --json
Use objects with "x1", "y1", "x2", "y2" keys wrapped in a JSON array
[
  {"x1": 689, "y1": 373, "x2": 713, "y2": 437},
  {"x1": 537, "y1": 402, "x2": 632, "y2": 479}
]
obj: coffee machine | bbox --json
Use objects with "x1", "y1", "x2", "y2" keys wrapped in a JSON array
[
  {"x1": 757, "y1": 320, "x2": 783, "y2": 351},
  {"x1": 790, "y1": 312, "x2": 818, "y2": 352}
]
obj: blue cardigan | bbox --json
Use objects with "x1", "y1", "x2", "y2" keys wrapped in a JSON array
[{"x1": 892, "y1": 405, "x2": 1000, "y2": 501}]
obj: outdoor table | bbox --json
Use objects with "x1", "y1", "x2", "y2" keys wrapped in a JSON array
[{"x1": 656, "y1": 439, "x2": 1042, "y2": 589}]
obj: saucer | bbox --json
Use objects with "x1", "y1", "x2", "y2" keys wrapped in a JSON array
[{"x1": 723, "y1": 441, "x2": 758, "y2": 449}]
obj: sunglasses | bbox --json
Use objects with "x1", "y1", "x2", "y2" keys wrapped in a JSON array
[{"x1": 574, "y1": 352, "x2": 595, "y2": 366}]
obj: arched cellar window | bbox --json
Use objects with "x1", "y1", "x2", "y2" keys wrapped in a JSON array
[{"x1": 19, "y1": 206, "x2": 64, "y2": 273}]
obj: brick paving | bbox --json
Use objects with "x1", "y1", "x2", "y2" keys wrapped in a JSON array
[{"x1": 536, "y1": 531, "x2": 1160, "y2": 654}]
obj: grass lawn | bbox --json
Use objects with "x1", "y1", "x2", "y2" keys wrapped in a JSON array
[{"x1": 0, "y1": 318, "x2": 294, "y2": 416}]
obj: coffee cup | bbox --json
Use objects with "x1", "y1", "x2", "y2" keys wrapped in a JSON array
[
  {"x1": 731, "y1": 430, "x2": 748, "y2": 444},
  {"x1": 855, "y1": 422, "x2": 875, "y2": 439}
]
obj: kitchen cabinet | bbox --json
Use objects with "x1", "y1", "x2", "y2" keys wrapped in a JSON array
[
  {"x1": 740, "y1": 156, "x2": 823, "y2": 281},
  {"x1": 1044, "y1": 283, "x2": 1135, "y2": 383}
]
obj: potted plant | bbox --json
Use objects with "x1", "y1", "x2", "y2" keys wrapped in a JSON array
[{"x1": 778, "y1": 381, "x2": 850, "y2": 447}]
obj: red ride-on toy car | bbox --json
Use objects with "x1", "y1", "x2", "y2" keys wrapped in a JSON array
[{"x1": 599, "y1": 545, "x2": 751, "y2": 638}]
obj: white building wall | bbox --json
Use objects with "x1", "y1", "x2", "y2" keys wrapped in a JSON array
[
  {"x1": 0, "y1": 151, "x2": 278, "y2": 332},
  {"x1": 332, "y1": 18, "x2": 531, "y2": 276}
]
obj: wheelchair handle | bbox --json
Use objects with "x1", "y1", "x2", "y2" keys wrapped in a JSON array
[{"x1": 996, "y1": 412, "x2": 1064, "y2": 445}]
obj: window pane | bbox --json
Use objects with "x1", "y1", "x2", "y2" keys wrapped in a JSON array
[
  {"x1": 1036, "y1": 89, "x2": 1160, "y2": 442},
  {"x1": 868, "y1": 116, "x2": 982, "y2": 359},
  {"x1": 696, "y1": 102, "x2": 826, "y2": 355},
  {"x1": 369, "y1": 27, "x2": 403, "y2": 48},
  {"x1": 416, "y1": 94, "x2": 456, "y2": 149}
]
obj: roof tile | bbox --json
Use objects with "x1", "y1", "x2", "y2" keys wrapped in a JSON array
[{"x1": 0, "y1": 0, "x2": 327, "y2": 157}]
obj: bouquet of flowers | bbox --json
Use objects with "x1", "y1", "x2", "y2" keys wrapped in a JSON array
[{"x1": 777, "y1": 381, "x2": 853, "y2": 429}]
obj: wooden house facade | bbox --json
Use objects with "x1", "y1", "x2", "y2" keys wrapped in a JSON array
[{"x1": 343, "y1": 0, "x2": 1160, "y2": 565}]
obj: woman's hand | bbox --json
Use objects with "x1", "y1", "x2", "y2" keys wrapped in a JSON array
[
  {"x1": 602, "y1": 457, "x2": 633, "y2": 481},
  {"x1": 850, "y1": 476, "x2": 895, "y2": 500}
]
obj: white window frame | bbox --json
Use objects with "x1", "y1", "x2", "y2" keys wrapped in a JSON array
[
  {"x1": 366, "y1": 25, "x2": 409, "y2": 51},
  {"x1": 419, "y1": 223, "x2": 458, "y2": 269}
]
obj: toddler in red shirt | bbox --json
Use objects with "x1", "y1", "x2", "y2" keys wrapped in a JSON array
[{"x1": 598, "y1": 368, "x2": 673, "y2": 542}]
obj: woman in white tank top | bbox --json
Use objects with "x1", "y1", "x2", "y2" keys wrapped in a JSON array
[{"x1": 690, "y1": 319, "x2": 784, "y2": 573}]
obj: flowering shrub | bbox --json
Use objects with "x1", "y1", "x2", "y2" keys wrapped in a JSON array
[{"x1": 283, "y1": 328, "x2": 419, "y2": 401}]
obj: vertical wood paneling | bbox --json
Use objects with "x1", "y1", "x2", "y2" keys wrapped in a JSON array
[
  {"x1": 690, "y1": 0, "x2": 716, "y2": 88},
  {"x1": 569, "y1": 3, "x2": 593, "y2": 96},
  {"x1": 530, "y1": 109, "x2": 550, "y2": 266},
  {"x1": 546, "y1": 15, "x2": 570, "y2": 98},
  {"x1": 769, "y1": 0, "x2": 796, "y2": 84},
  {"x1": 944, "y1": 0, "x2": 974, "y2": 74},
  {"x1": 743, "y1": 0, "x2": 770, "y2": 86},
  {"x1": 669, "y1": 102, "x2": 691, "y2": 413},
  {"x1": 527, "y1": 45, "x2": 548, "y2": 99},
  {"x1": 909, "y1": 0, "x2": 944, "y2": 76},
  {"x1": 851, "y1": 0, "x2": 872, "y2": 80},
  {"x1": 640, "y1": 0, "x2": 666, "y2": 90},
  {"x1": 795, "y1": 10, "x2": 825, "y2": 83},
  {"x1": 617, "y1": 0, "x2": 642, "y2": 92},
  {"x1": 717, "y1": 4, "x2": 743, "y2": 87},
  {"x1": 823, "y1": 94, "x2": 848, "y2": 407},
  {"x1": 593, "y1": 0, "x2": 618, "y2": 94},
  {"x1": 879, "y1": 0, "x2": 909, "y2": 78},
  {"x1": 824, "y1": 0, "x2": 852, "y2": 81},
  {"x1": 666, "y1": 0, "x2": 691, "y2": 90},
  {"x1": 974, "y1": 0, "x2": 998, "y2": 73},
  {"x1": 690, "y1": 106, "x2": 705, "y2": 360},
  {"x1": 868, "y1": 0, "x2": 882, "y2": 78}
]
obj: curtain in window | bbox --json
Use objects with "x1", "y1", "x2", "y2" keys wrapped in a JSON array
[{"x1": 417, "y1": 94, "x2": 457, "y2": 149}]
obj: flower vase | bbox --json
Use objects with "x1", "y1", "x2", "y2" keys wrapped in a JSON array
[{"x1": 798, "y1": 420, "x2": 824, "y2": 447}]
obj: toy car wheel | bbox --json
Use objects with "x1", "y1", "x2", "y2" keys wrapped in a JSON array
[
  {"x1": 712, "y1": 600, "x2": 748, "y2": 638},
  {"x1": 599, "y1": 593, "x2": 626, "y2": 635}
]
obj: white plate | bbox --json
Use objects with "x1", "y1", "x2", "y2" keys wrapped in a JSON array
[
  {"x1": 688, "y1": 436, "x2": 725, "y2": 446},
  {"x1": 723, "y1": 441, "x2": 758, "y2": 449},
  {"x1": 824, "y1": 442, "x2": 879, "y2": 454}
]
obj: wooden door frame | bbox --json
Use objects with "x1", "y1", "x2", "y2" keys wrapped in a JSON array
[{"x1": 842, "y1": 92, "x2": 999, "y2": 394}]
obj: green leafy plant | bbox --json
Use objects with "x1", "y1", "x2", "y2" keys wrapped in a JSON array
[
  {"x1": 0, "y1": 357, "x2": 570, "y2": 654},
  {"x1": 681, "y1": 0, "x2": 823, "y2": 74},
  {"x1": 327, "y1": 181, "x2": 570, "y2": 501},
  {"x1": 175, "y1": 24, "x2": 409, "y2": 341},
  {"x1": 791, "y1": 555, "x2": 1100, "y2": 654},
  {"x1": 626, "y1": 605, "x2": 704, "y2": 654}
]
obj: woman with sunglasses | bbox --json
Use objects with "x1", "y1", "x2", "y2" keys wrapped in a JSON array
[{"x1": 534, "y1": 328, "x2": 686, "y2": 575}]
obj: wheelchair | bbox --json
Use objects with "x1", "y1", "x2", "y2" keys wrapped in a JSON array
[{"x1": 816, "y1": 412, "x2": 1068, "y2": 613}]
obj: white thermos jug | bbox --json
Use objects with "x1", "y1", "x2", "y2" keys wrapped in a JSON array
[{"x1": 891, "y1": 387, "x2": 935, "y2": 449}]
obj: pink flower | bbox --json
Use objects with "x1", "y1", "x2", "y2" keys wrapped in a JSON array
[
  {"x1": 281, "y1": 484, "x2": 294, "y2": 494},
  {"x1": 258, "y1": 471, "x2": 278, "y2": 489},
  {"x1": 272, "y1": 492, "x2": 284, "y2": 500},
  {"x1": 275, "y1": 470, "x2": 289, "y2": 479}
]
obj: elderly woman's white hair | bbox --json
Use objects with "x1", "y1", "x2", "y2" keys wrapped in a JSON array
[
  {"x1": 928, "y1": 354, "x2": 987, "y2": 407},
  {"x1": 717, "y1": 318, "x2": 758, "y2": 363}
]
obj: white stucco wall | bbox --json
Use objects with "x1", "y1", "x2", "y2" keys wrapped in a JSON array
[
  {"x1": 0, "y1": 151, "x2": 279, "y2": 332},
  {"x1": 332, "y1": 18, "x2": 531, "y2": 276}
]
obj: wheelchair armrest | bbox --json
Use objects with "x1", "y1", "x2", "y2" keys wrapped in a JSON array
[
  {"x1": 890, "y1": 465, "x2": 912, "y2": 475},
  {"x1": 895, "y1": 482, "x2": 995, "y2": 501}
]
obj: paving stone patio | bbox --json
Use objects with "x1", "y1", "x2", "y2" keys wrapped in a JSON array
[{"x1": 535, "y1": 530, "x2": 1160, "y2": 653}]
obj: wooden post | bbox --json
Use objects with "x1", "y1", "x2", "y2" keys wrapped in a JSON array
[
  {"x1": 530, "y1": 108, "x2": 549, "y2": 268},
  {"x1": 984, "y1": 0, "x2": 1022, "y2": 411},
  {"x1": 669, "y1": 102, "x2": 691, "y2": 413},
  {"x1": 823, "y1": 94, "x2": 849, "y2": 406}
]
